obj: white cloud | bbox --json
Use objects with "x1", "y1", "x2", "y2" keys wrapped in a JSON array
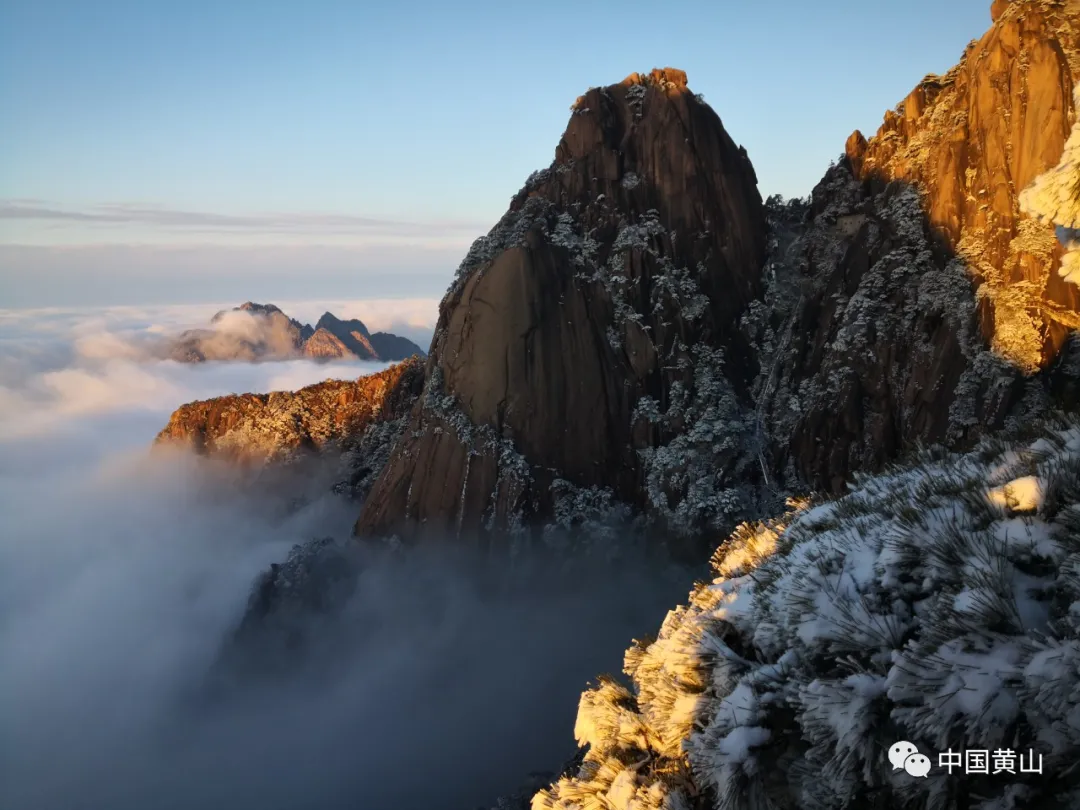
[
  {"x1": 0, "y1": 305, "x2": 389, "y2": 440},
  {"x1": 0, "y1": 199, "x2": 489, "y2": 246},
  {"x1": 0, "y1": 304, "x2": 690, "y2": 810}
]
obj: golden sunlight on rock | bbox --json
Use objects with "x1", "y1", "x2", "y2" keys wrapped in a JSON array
[{"x1": 850, "y1": 0, "x2": 1080, "y2": 371}]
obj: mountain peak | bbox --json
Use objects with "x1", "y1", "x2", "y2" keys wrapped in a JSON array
[
  {"x1": 619, "y1": 67, "x2": 689, "y2": 92},
  {"x1": 237, "y1": 302, "x2": 283, "y2": 315},
  {"x1": 176, "y1": 302, "x2": 422, "y2": 363},
  {"x1": 357, "y1": 64, "x2": 766, "y2": 541}
]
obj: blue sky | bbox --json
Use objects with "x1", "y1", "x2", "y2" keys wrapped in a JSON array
[{"x1": 1, "y1": 0, "x2": 992, "y2": 307}]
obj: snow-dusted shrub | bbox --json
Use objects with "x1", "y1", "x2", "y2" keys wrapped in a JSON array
[
  {"x1": 332, "y1": 414, "x2": 410, "y2": 501},
  {"x1": 1020, "y1": 83, "x2": 1080, "y2": 285},
  {"x1": 543, "y1": 478, "x2": 638, "y2": 555},
  {"x1": 446, "y1": 196, "x2": 553, "y2": 299},
  {"x1": 536, "y1": 423, "x2": 1080, "y2": 810},
  {"x1": 626, "y1": 83, "x2": 648, "y2": 119},
  {"x1": 638, "y1": 344, "x2": 758, "y2": 538}
]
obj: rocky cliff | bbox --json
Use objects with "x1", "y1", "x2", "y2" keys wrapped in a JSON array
[
  {"x1": 359, "y1": 1, "x2": 1080, "y2": 539},
  {"x1": 154, "y1": 7, "x2": 1080, "y2": 545},
  {"x1": 155, "y1": 358, "x2": 424, "y2": 499},
  {"x1": 356, "y1": 68, "x2": 769, "y2": 544},
  {"x1": 751, "y1": 0, "x2": 1080, "y2": 495},
  {"x1": 846, "y1": 0, "x2": 1080, "y2": 371}
]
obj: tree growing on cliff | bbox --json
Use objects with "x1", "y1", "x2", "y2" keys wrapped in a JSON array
[
  {"x1": 1020, "y1": 83, "x2": 1080, "y2": 285},
  {"x1": 534, "y1": 421, "x2": 1080, "y2": 810}
]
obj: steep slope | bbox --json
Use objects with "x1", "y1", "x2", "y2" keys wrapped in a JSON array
[
  {"x1": 536, "y1": 422, "x2": 1080, "y2": 810},
  {"x1": 313, "y1": 312, "x2": 381, "y2": 360},
  {"x1": 306, "y1": 314, "x2": 425, "y2": 361},
  {"x1": 1021, "y1": 81, "x2": 1080, "y2": 283},
  {"x1": 155, "y1": 359, "x2": 423, "y2": 498},
  {"x1": 753, "y1": 0, "x2": 1080, "y2": 494},
  {"x1": 357, "y1": 68, "x2": 768, "y2": 543},
  {"x1": 369, "y1": 331, "x2": 424, "y2": 361},
  {"x1": 846, "y1": 0, "x2": 1080, "y2": 371},
  {"x1": 301, "y1": 327, "x2": 361, "y2": 360}
]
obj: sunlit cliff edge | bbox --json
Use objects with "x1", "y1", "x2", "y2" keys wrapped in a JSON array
[
  {"x1": 846, "y1": 0, "x2": 1080, "y2": 372},
  {"x1": 155, "y1": 358, "x2": 424, "y2": 500}
]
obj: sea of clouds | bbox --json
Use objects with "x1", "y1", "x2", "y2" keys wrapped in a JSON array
[{"x1": 0, "y1": 302, "x2": 692, "y2": 810}]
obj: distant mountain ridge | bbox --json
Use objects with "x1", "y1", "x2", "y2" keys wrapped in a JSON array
[{"x1": 168, "y1": 301, "x2": 426, "y2": 363}]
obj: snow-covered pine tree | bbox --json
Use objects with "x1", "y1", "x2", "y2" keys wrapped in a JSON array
[
  {"x1": 1020, "y1": 82, "x2": 1080, "y2": 285},
  {"x1": 534, "y1": 420, "x2": 1080, "y2": 810}
]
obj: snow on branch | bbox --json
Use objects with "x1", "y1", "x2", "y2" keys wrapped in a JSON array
[
  {"x1": 535, "y1": 422, "x2": 1080, "y2": 809},
  {"x1": 1020, "y1": 83, "x2": 1080, "y2": 285}
]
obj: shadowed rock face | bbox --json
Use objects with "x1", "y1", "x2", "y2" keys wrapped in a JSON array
[
  {"x1": 155, "y1": 358, "x2": 424, "y2": 498},
  {"x1": 754, "y1": 0, "x2": 1080, "y2": 495},
  {"x1": 357, "y1": 68, "x2": 768, "y2": 543},
  {"x1": 751, "y1": 174, "x2": 1026, "y2": 495}
]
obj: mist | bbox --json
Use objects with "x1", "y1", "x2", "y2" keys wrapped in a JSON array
[{"x1": 0, "y1": 305, "x2": 693, "y2": 810}]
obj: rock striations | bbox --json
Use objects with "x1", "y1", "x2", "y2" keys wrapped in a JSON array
[{"x1": 355, "y1": 68, "x2": 769, "y2": 544}]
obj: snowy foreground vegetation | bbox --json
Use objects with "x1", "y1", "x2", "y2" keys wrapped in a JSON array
[{"x1": 534, "y1": 422, "x2": 1080, "y2": 810}]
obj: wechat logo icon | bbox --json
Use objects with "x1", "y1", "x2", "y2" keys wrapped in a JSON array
[{"x1": 888, "y1": 741, "x2": 930, "y2": 777}]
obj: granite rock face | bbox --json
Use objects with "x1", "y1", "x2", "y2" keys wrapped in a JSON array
[
  {"x1": 845, "y1": 0, "x2": 1080, "y2": 371},
  {"x1": 753, "y1": 0, "x2": 1080, "y2": 494},
  {"x1": 356, "y1": 68, "x2": 769, "y2": 543},
  {"x1": 358, "y1": 5, "x2": 1080, "y2": 532}
]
